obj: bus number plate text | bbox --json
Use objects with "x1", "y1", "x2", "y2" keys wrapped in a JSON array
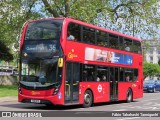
[{"x1": 31, "y1": 99, "x2": 41, "y2": 103}]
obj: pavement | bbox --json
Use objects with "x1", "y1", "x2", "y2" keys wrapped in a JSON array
[{"x1": 0, "y1": 96, "x2": 17, "y2": 103}]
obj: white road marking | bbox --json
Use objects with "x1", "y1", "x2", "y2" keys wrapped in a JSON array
[
  {"x1": 139, "y1": 98, "x2": 160, "y2": 102},
  {"x1": 115, "y1": 97, "x2": 160, "y2": 111},
  {"x1": 112, "y1": 109, "x2": 127, "y2": 111},
  {"x1": 116, "y1": 117, "x2": 141, "y2": 120}
]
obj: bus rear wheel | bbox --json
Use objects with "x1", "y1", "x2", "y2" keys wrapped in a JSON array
[
  {"x1": 126, "y1": 89, "x2": 133, "y2": 103},
  {"x1": 83, "y1": 90, "x2": 93, "y2": 108}
]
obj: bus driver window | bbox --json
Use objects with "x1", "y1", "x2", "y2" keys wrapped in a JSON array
[{"x1": 67, "y1": 31, "x2": 75, "y2": 40}]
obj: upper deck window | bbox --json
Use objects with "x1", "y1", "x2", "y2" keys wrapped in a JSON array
[
  {"x1": 119, "y1": 36, "x2": 124, "y2": 50},
  {"x1": 109, "y1": 34, "x2": 118, "y2": 49},
  {"x1": 133, "y1": 41, "x2": 142, "y2": 54},
  {"x1": 66, "y1": 21, "x2": 141, "y2": 54},
  {"x1": 67, "y1": 23, "x2": 81, "y2": 41},
  {"x1": 97, "y1": 30, "x2": 108, "y2": 47},
  {"x1": 25, "y1": 20, "x2": 63, "y2": 41},
  {"x1": 124, "y1": 38, "x2": 132, "y2": 52},
  {"x1": 83, "y1": 26, "x2": 95, "y2": 44}
]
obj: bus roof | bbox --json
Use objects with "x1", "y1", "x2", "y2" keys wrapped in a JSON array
[
  {"x1": 64, "y1": 18, "x2": 141, "y2": 42},
  {"x1": 27, "y1": 17, "x2": 141, "y2": 42}
]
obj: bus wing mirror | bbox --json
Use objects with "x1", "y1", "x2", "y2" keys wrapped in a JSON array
[{"x1": 58, "y1": 58, "x2": 63, "y2": 67}]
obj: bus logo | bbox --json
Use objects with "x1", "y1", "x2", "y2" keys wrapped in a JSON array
[
  {"x1": 97, "y1": 84, "x2": 102, "y2": 93},
  {"x1": 68, "y1": 49, "x2": 78, "y2": 59},
  {"x1": 31, "y1": 91, "x2": 40, "y2": 95}
]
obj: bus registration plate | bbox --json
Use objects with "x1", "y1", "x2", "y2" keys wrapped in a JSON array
[{"x1": 31, "y1": 99, "x2": 41, "y2": 103}]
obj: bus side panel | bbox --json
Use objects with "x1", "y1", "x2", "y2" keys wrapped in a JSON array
[
  {"x1": 132, "y1": 85, "x2": 143, "y2": 99},
  {"x1": 79, "y1": 82, "x2": 110, "y2": 104},
  {"x1": 133, "y1": 78, "x2": 143, "y2": 99},
  {"x1": 118, "y1": 82, "x2": 133, "y2": 100},
  {"x1": 133, "y1": 55, "x2": 143, "y2": 99},
  {"x1": 134, "y1": 88, "x2": 143, "y2": 99},
  {"x1": 65, "y1": 41, "x2": 85, "y2": 62}
]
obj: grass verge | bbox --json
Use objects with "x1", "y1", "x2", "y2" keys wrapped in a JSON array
[{"x1": 0, "y1": 85, "x2": 18, "y2": 97}]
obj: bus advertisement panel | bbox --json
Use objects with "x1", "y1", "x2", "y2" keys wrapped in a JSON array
[{"x1": 85, "y1": 47, "x2": 133, "y2": 65}]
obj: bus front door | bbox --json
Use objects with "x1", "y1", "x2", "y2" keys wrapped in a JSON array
[
  {"x1": 109, "y1": 67, "x2": 118, "y2": 101},
  {"x1": 65, "y1": 62, "x2": 80, "y2": 104}
]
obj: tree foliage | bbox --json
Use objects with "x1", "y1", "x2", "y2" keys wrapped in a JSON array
[
  {"x1": 143, "y1": 62, "x2": 160, "y2": 79},
  {"x1": 41, "y1": 0, "x2": 104, "y2": 23},
  {"x1": 0, "y1": 40, "x2": 13, "y2": 61},
  {"x1": 95, "y1": 0, "x2": 160, "y2": 38},
  {"x1": 0, "y1": 0, "x2": 43, "y2": 61},
  {"x1": 40, "y1": 0, "x2": 160, "y2": 38}
]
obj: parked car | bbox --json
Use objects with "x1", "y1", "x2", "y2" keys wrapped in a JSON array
[{"x1": 143, "y1": 80, "x2": 160, "y2": 93}]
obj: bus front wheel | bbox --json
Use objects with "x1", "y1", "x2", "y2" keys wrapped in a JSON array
[{"x1": 83, "y1": 90, "x2": 93, "y2": 108}]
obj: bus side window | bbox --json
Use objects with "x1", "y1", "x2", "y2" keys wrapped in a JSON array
[
  {"x1": 96, "y1": 30, "x2": 108, "y2": 47},
  {"x1": 82, "y1": 26, "x2": 95, "y2": 44},
  {"x1": 109, "y1": 34, "x2": 118, "y2": 49},
  {"x1": 124, "y1": 38, "x2": 132, "y2": 52},
  {"x1": 87, "y1": 72, "x2": 95, "y2": 81},
  {"x1": 124, "y1": 68, "x2": 133, "y2": 82},
  {"x1": 133, "y1": 69, "x2": 138, "y2": 82},
  {"x1": 67, "y1": 23, "x2": 81, "y2": 42},
  {"x1": 82, "y1": 71, "x2": 87, "y2": 81},
  {"x1": 133, "y1": 41, "x2": 142, "y2": 54},
  {"x1": 119, "y1": 68, "x2": 124, "y2": 82},
  {"x1": 119, "y1": 36, "x2": 124, "y2": 50},
  {"x1": 82, "y1": 64, "x2": 95, "y2": 82},
  {"x1": 109, "y1": 67, "x2": 115, "y2": 82},
  {"x1": 96, "y1": 66, "x2": 109, "y2": 82}
]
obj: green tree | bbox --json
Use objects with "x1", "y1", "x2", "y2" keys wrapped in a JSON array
[
  {"x1": 158, "y1": 60, "x2": 160, "y2": 66},
  {"x1": 143, "y1": 62, "x2": 160, "y2": 79},
  {"x1": 96, "y1": 0, "x2": 160, "y2": 38},
  {"x1": 41, "y1": 0, "x2": 104, "y2": 23},
  {"x1": 0, "y1": 0, "x2": 42, "y2": 61},
  {"x1": 40, "y1": 0, "x2": 160, "y2": 39},
  {"x1": 0, "y1": 40, "x2": 13, "y2": 61}
]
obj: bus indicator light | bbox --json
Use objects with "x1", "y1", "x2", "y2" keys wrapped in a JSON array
[
  {"x1": 132, "y1": 84, "x2": 137, "y2": 87},
  {"x1": 58, "y1": 92, "x2": 62, "y2": 99},
  {"x1": 24, "y1": 53, "x2": 27, "y2": 57}
]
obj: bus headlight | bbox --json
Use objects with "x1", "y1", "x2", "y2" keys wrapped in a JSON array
[
  {"x1": 53, "y1": 86, "x2": 60, "y2": 95},
  {"x1": 19, "y1": 87, "x2": 22, "y2": 94}
]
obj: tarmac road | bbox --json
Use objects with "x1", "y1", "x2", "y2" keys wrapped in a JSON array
[{"x1": 0, "y1": 92, "x2": 160, "y2": 120}]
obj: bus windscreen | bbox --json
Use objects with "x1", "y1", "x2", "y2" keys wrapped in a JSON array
[
  {"x1": 25, "y1": 20, "x2": 62, "y2": 41},
  {"x1": 22, "y1": 20, "x2": 63, "y2": 59}
]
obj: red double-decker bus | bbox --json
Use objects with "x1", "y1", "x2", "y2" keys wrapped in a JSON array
[{"x1": 18, "y1": 18, "x2": 143, "y2": 107}]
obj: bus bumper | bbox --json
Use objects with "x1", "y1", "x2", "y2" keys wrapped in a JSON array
[{"x1": 18, "y1": 93, "x2": 63, "y2": 105}]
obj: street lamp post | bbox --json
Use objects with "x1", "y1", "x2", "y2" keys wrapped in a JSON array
[{"x1": 133, "y1": 15, "x2": 134, "y2": 37}]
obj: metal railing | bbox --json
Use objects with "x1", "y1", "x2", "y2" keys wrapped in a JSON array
[{"x1": 0, "y1": 66, "x2": 18, "y2": 76}]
